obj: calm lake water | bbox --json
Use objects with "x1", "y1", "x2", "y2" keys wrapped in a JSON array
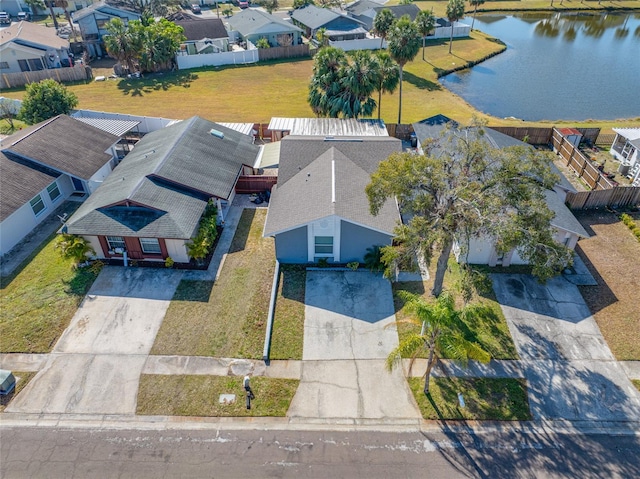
[{"x1": 440, "y1": 13, "x2": 640, "y2": 121}]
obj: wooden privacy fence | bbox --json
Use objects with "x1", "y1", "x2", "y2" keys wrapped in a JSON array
[
  {"x1": 552, "y1": 128, "x2": 616, "y2": 190},
  {"x1": 235, "y1": 175, "x2": 277, "y2": 194},
  {"x1": 489, "y1": 126, "x2": 553, "y2": 145},
  {"x1": 258, "y1": 44, "x2": 310, "y2": 61},
  {"x1": 566, "y1": 187, "x2": 640, "y2": 210},
  {"x1": 1, "y1": 65, "x2": 91, "y2": 89}
]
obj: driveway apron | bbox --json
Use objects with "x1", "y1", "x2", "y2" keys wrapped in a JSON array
[
  {"x1": 287, "y1": 271, "x2": 421, "y2": 419},
  {"x1": 7, "y1": 267, "x2": 183, "y2": 415},
  {"x1": 492, "y1": 274, "x2": 640, "y2": 422}
]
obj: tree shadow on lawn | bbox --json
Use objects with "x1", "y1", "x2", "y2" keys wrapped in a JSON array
[
  {"x1": 279, "y1": 265, "x2": 306, "y2": 302},
  {"x1": 228, "y1": 209, "x2": 255, "y2": 254},
  {"x1": 171, "y1": 280, "x2": 214, "y2": 302},
  {"x1": 117, "y1": 71, "x2": 199, "y2": 97},
  {"x1": 575, "y1": 244, "x2": 618, "y2": 315},
  {"x1": 403, "y1": 71, "x2": 442, "y2": 91}
]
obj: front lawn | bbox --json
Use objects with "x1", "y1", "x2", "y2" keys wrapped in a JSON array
[
  {"x1": 269, "y1": 265, "x2": 306, "y2": 360},
  {"x1": 0, "y1": 372, "x2": 36, "y2": 412},
  {"x1": 408, "y1": 377, "x2": 531, "y2": 421},
  {"x1": 393, "y1": 261, "x2": 519, "y2": 360},
  {"x1": 0, "y1": 235, "x2": 102, "y2": 353},
  {"x1": 136, "y1": 375, "x2": 298, "y2": 417},
  {"x1": 574, "y1": 210, "x2": 640, "y2": 360},
  {"x1": 151, "y1": 209, "x2": 275, "y2": 358}
]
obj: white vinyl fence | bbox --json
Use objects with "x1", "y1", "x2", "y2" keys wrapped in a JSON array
[
  {"x1": 176, "y1": 42, "x2": 259, "y2": 70},
  {"x1": 329, "y1": 38, "x2": 387, "y2": 52}
]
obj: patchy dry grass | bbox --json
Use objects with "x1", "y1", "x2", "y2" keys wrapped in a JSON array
[
  {"x1": 136, "y1": 375, "x2": 298, "y2": 417},
  {"x1": 633, "y1": 380, "x2": 640, "y2": 392},
  {"x1": 270, "y1": 265, "x2": 306, "y2": 360},
  {"x1": 393, "y1": 261, "x2": 518, "y2": 360},
  {"x1": 151, "y1": 209, "x2": 275, "y2": 358},
  {"x1": 574, "y1": 210, "x2": 640, "y2": 361},
  {"x1": 408, "y1": 377, "x2": 531, "y2": 420},
  {"x1": 0, "y1": 371, "x2": 36, "y2": 412},
  {"x1": 0, "y1": 235, "x2": 102, "y2": 353}
]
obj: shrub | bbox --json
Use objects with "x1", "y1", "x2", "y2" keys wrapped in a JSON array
[
  {"x1": 317, "y1": 258, "x2": 329, "y2": 267},
  {"x1": 165, "y1": 256, "x2": 175, "y2": 268},
  {"x1": 619, "y1": 213, "x2": 640, "y2": 243},
  {"x1": 55, "y1": 234, "x2": 95, "y2": 266},
  {"x1": 347, "y1": 261, "x2": 360, "y2": 271},
  {"x1": 187, "y1": 200, "x2": 218, "y2": 262},
  {"x1": 364, "y1": 245, "x2": 384, "y2": 272}
]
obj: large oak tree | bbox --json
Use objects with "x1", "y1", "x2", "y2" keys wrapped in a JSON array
[{"x1": 366, "y1": 120, "x2": 574, "y2": 297}]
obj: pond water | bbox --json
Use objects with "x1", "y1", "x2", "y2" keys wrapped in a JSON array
[{"x1": 439, "y1": 13, "x2": 640, "y2": 121}]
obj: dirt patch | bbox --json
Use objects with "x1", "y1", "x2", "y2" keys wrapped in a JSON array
[{"x1": 574, "y1": 209, "x2": 640, "y2": 360}]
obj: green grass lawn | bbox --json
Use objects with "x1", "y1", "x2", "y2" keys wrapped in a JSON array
[
  {"x1": 633, "y1": 380, "x2": 640, "y2": 392},
  {"x1": 136, "y1": 375, "x2": 298, "y2": 417},
  {"x1": 0, "y1": 235, "x2": 102, "y2": 353},
  {"x1": 0, "y1": 371, "x2": 36, "y2": 412},
  {"x1": 151, "y1": 209, "x2": 275, "y2": 358},
  {"x1": 408, "y1": 377, "x2": 531, "y2": 420},
  {"x1": 269, "y1": 265, "x2": 306, "y2": 360},
  {"x1": 394, "y1": 261, "x2": 519, "y2": 360}
]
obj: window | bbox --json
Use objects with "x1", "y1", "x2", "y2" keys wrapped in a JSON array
[
  {"x1": 314, "y1": 236, "x2": 333, "y2": 255},
  {"x1": 140, "y1": 238, "x2": 161, "y2": 254},
  {"x1": 0, "y1": 62, "x2": 9, "y2": 70},
  {"x1": 47, "y1": 182, "x2": 61, "y2": 202},
  {"x1": 106, "y1": 236, "x2": 126, "y2": 251},
  {"x1": 96, "y1": 19, "x2": 109, "y2": 29},
  {"x1": 30, "y1": 194, "x2": 46, "y2": 216}
]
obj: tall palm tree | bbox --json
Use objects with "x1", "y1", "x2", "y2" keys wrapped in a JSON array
[
  {"x1": 386, "y1": 291, "x2": 491, "y2": 395},
  {"x1": 415, "y1": 9, "x2": 435, "y2": 61},
  {"x1": 308, "y1": 46, "x2": 347, "y2": 116},
  {"x1": 332, "y1": 50, "x2": 378, "y2": 118},
  {"x1": 387, "y1": 15, "x2": 420, "y2": 124},
  {"x1": 373, "y1": 51, "x2": 399, "y2": 121},
  {"x1": 373, "y1": 8, "x2": 395, "y2": 48},
  {"x1": 104, "y1": 18, "x2": 139, "y2": 74},
  {"x1": 446, "y1": 0, "x2": 466, "y2": 54},
  {"x1": 25, "y1": 0, "x2": 46, "y2": 15},
  {"x1": 468, "y1": 0, "x2": 485, "y2": 31},
  {"x1": 45, "y1": 1, "x2": 58, "y2": 29}
]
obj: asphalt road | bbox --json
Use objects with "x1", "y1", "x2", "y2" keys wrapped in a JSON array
[{"x1": 2, "y1": 426, "x2": 639, "y2": 478}]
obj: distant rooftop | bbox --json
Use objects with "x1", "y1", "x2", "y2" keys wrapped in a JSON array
[{"x1": 268, "y1": 117, "x2": 388, "y2": 137}]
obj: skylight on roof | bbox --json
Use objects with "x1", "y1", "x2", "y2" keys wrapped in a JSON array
[{"x1": 210, "y1": 129, "x2": 224, "y2": 139}]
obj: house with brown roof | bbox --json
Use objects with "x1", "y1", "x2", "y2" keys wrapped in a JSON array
[
  {"x1": 0, "y1": 115, "x2": 121, "y2": 255},
  {"x1": 0, "y1": 21, "x2": 72, "y2": 73}
]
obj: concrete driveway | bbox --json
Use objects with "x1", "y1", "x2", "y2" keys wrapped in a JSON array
[
  {"x1": 288, "y1": 271, "x2": 421, "y2": 420},
  {"x1": 492, "y1": 274, "x2": 640, "y2": 422},
  {"x1": 7, "y1": 267, "x2": 183, "y2": 415}
]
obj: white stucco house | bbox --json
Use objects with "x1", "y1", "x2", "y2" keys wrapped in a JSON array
[
  {"x1": 0, "y1": 115, "x2": 121, "y2": 256},
  {"x1": 0, "y1": 21, "x2": 72, "y2": 73},
  {"x1": 610, "y1": 128, "x2": 640, "y2": 187}
]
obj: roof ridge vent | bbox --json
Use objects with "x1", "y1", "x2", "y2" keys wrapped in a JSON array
[{"x1": 210, "y1": 128, "x2": 225, "y2": 139}]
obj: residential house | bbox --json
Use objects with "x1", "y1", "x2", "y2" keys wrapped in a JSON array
[
  {"x1": 610, "y1": 128, "x2": 640, "y2": 186},
  {"x1": 267, "y1": 117, "x2": 388, "y2": 142},
  {"x1": 169, "y1": 11, "x2": 230, "y2": 55},
  {"x1": 0, "y1": 21, "x2": 72, "y2": 73},
  {"x1": 291, "y1": 4, "x2": 367, "y2": 41},
  {"x1": 72, "y1": 1, "x2": 141, "y2": 57},
  {"x1": 226, "y1": 8, "x2": 303, "y2": 47},
  {"x1": 412, "y1": 115, "x2": 589, "y2": 267},
  {"x1": 345, "y1": 1, "x2": 421, "y2": 31},
  {"x1": 64, "y1": 116, "x2": 261, "y2": 264},
  {"x1": 263, "y1": 136, "x2": 402, "y2": 264},
  {"x1": 0, "y1": 115, "x2": 121, "y2": 255},
  {"x1": 0, "y1": 0, "x2": 92, "y2": 16}
]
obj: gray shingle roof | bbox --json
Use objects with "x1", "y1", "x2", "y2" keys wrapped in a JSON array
[
  {"x1": 170, "y1": 13, "x2": 229, "y2": 41},
  {"x1": 291, "y1": 5, "x2": 341, "y2": 29},
  {"x1": 2, "y1": 115, "x2": 119, "y2": 180},
  {"x1": 545, "y1": 190, "x2": 589, "y2": 238},
  {"x1": 0, "y1": 151, "x2": 59, "y2": 221},
  {"x1": 264, "y1": 136, "x2": 401, "y2": 236},
  {"x1": 65, "y1": 116, "x2": 260, "y2": 239},
  {"x1": 227, "y1": 9, "x2": 302, "y2": 36}
]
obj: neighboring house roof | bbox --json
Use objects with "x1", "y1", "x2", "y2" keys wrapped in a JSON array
[
  {"x1": 0, "y1": 151, "x2": 59, "y2": 221},
  {"x1": 227, "y1": 9, "x2": 303, "y2": 37},
  {"x1": 413, "y1": 115, "x2": 576, "y2": 193},
  {"x1": 74, "y1": 117, "x2": 140, "y2": 136},
  {"x1": 268, "y1": 117, "x2": 388, "y2": 136},
  {"x1": 218, "y1": 122, "x2": 256, "y2": 136},
  {"x1": 613, "y1": 127, "x2": 640, "y2": 141},
  {"x1": 1, "y1": 115, "x2": 119, "y2": 180},
  {"x1": 345, "y1": 0, "x2": 382, "y2": 16},
  {"x1": 255, "y1": 141, "x2": 281, "y2": 169},
  {"x1": 72, "y1": 1, "x2": 139, "y2": 22},
  {"x1": 292, "y1": 5, "x2": 365, "y2": 30},
  {"x1": 169, "y1": 12, "x2": 229, "y2": 41},
  {"x1": 264, "y1": 136, "x2": 401, "y2": 237},
  {"x1": 545, "y1": 190, "x2": 589, "y2": 238},
  {"x1": 65, "y1": 116, "x2": 260, "y2": 239},
  {"x1": 0, "y1": 21, "x2": 69, "y2": 50},
  {"x1": 558, "y1": 127, "x2": 582, "y2": 137}
]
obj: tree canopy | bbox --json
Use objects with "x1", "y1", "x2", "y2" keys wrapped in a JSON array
[
  {"x1": 415, "y1": 10, "x2": 436, "y2": 61},
  {"x1": 446, "y1": 0, "x2": 466, "y2": 54},
  {"x1": 18, "y1": 79, "x2": 78, "y2": 125},
  {"x1": 373, "y1": 51, "x2": 399, "y2": 121},
  {"x1": 366, "y1": 119, "x2": 573, "y2": 297},
  {"x1": 373, "y1": 9, "x2": 395, "y2": 48},
  {"x1": 469, "y1": 0, "x2": 486, "y2": 30}
]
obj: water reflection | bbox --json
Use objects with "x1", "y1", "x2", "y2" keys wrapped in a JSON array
[{"x1": 533, "y1": 12, "x2": 632, "y2": 39}]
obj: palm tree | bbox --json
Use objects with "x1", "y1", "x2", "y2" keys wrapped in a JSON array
[
  {"x1": 45, "y1": 1, "x2": 58, "y2": 29},
  {"x1": 387, "y1": 15, "x2": 420, "y2": 124},
  {"x1": 104, "y1": 18, "x2": 139, "y2": 74},
  {"x1": 373, "y1": 8, "x2": 395, "y2": 48},
  {"x1": 25, "y1": 0, "x2": 46, "y2": 15},
  {"x1": 468, "y1": 0, "x2": 485, "y2": 30},
  {"x1": 54, "y1": 0, "x2": 75, "y2": 38},
  {"x1": 55, "y1": 234, "x2": 95, "y2": 265},
  {"x1": 364, "y1": 245, "x2": 384, "y2": 272},
  {"x1": 373, "y1": 51, "x2": 399, "y2": 120},
  {"x1": 308, "y1": 46, "x2": 346, "y2": 116},
  {"x1": 332, "y1": 50, "x2": 379, "y2": 118},
  {"x1": 315, "y1": 27, "x2": 329, "y2": 47},
  {"x1": 415, "y1": 10, "x2": 435, "y2": 61},
  {"x1": 386, "y1": 291, "x2": 491, "y2": 395},
  {"x1": 446, "y1": 0, "x2": 466, "y2": 54}
]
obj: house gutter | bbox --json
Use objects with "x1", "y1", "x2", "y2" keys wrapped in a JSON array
[{"x1": 262, "y1": 259, "x2": 280, "y2": 363}]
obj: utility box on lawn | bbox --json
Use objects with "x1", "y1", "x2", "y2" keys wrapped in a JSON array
[{"x1": 0, "y1": 370, "x2": 16, "y2": 395}]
